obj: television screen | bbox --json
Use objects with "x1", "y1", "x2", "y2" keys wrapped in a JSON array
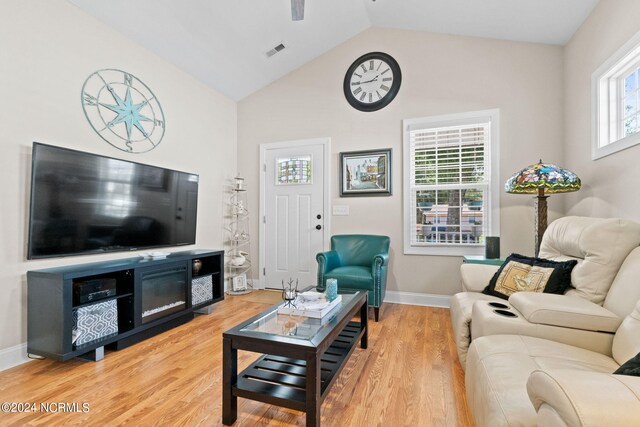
[{"x1": 28, "y1": 143, "x2": 199, "y2": 259}]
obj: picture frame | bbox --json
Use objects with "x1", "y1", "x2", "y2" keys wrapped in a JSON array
[
  {"x1": 339, "y1": 148, "x2": 392, "y2": 197},
  {"x1": 232, "y1": 273, "x2": 247, "y2": 292}
]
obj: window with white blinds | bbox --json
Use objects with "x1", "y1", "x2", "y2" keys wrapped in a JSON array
[{"x1": 403, "y1": 110, "x2": 500, "y2": 256}]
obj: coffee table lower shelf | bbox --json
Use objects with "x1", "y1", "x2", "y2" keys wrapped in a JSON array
[{"x1": 232, "y1": 321, "x2": 363, "y2": 412}]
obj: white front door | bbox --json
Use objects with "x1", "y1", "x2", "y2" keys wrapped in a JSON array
[{"x1": 261, "y1": 139, "x2": 328, "y2": 289}]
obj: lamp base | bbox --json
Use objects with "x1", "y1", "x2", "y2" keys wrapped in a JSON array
[{"x1": 534, "y1": 189, "x2": 548, "y2": 257}]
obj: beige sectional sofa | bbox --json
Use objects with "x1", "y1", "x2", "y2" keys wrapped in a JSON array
[
  {"x1": 450, "y1": 216, "x2": 640, "y2": 426},
  {"x1": 467, "y1": 298, "x2": 640, "y2": 426},
  {"x1": 451, "y1": 216, "x2": 640, "y2": 367}
]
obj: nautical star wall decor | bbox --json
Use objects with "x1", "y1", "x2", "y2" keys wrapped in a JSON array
[{"x1": 81, "y1": 69, "x2": 165, "y2": 153}]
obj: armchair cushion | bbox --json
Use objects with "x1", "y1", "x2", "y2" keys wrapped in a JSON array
[
  {"x1": 482, "y1": 253, "x2": 577, "y2": 300},
  {"x1": 324, "y1": 266, "x2": 373, "y2": 290},
  {"x1": 509, "y1": 292, "x2": 622, "y2": 333}
]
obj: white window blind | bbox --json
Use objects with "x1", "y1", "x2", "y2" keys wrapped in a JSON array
[{"x1": 403, "y1": 110, "x2": 499, "y2": 256}]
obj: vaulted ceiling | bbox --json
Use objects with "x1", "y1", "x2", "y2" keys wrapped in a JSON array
[{"x1": 68, "y1": 0, "x2": 599, "y2": 100}]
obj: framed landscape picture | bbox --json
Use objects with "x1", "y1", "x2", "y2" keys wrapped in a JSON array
[{"x1": 340, "y1": 148, "x2": 392, "y2": 197}]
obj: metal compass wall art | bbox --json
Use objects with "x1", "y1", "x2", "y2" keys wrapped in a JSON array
[{"x1": 81, "y1": 69, "x2": 165, "y2": 153}]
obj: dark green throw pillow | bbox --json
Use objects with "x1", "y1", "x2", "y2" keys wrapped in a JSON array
[
  {"x1": 614, "y1": 352, "x2": 640, "y2": 376},
  {"x1": 482, "y1": 253, "x2": 577, "y2": 300}
]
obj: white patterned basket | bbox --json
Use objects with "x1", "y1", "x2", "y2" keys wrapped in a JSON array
[
  {"x1": 192, "y1": 275, "x2": 213, "y2": 305},
  {"x1": 72, "y1": 299, "x2": 118, "y2": 347}
]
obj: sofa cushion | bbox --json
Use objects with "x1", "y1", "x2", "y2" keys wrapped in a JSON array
[
  {"x1": 482, "y1": 253, "x2": 576, "y2": 300},
  {"x1": 509, "y1": 292, "x2": 622, "y2": 333},
  {"x1": 539, "y1": 216, "x2": 640, "y2": 305},
  {"x1": 604, "y1": 247, "x2": 640, "y2": 318},
  {"x1": 465, "y1": 335, "x2": 619, "y2": 427},
  {"x1": 470, "y1": 300, "x2": 615, "y2": 356},
  {"x1": 613, "y1": 299, "x2": 640, "y2": 365},
  {"x1": 449, "y1": 292, "x2": 504, "y2": 368},
  {"x1": 614, "y1": 351, "x2": 640, "y2": 376},
  {"x1": 527, "y1": 369, "x2": 640, "y2": 426}
]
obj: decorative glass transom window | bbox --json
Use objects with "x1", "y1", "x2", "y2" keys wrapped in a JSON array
[
  {"x1": 593, "y1": 31, "x2": 640, "y2": 159},
  {"x1": 277, "y1": 156, "x2": 312, "y2": 184},
  {"x1": 403, "y1": 110, "x2": 500, "y2": 256}
]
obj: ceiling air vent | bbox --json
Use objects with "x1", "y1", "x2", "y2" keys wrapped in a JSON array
[{"x1": 266, "y1": 43, "x2": 286, "y2": 58}]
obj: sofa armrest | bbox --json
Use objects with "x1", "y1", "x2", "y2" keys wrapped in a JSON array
[
  {"x1": 460, "y1": 263, "x2": 498, "y2": 292},
  {"x1": 527, "y1": 369, "x2": 640, "y2": 427},
  {"x1": 509, "y1": 293, "x2": 622, "y2": 333}
]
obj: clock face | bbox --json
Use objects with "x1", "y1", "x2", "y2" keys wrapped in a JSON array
[
  {"x1": 343, "y1": 52, "x2": 402, "y2": 112},
  {"x1": 81, "y1": 69, "x2": 165, "y2": 153}
]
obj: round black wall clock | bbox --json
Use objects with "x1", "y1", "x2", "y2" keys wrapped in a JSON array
[
  {"x1": 81, "y1": 69, "x2": 165, "y2": 153},
  {"x1": 343, "y1": 52, "x2": 402, "y2": 112}
]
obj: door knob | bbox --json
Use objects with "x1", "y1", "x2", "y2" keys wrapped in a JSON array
[{"x1": 316, "y1": 225, "x2": 322, "y2": 230}]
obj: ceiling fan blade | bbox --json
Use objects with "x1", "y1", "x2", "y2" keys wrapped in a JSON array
[{"x1": 291, "y1": 0, "x2": 305, "y2": 21}]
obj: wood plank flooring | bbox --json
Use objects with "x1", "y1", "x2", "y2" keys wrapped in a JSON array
[{"x1": 0, "y1": 292, "x2": 472, "y2": 426}]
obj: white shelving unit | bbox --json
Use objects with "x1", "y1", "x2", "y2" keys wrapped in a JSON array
[{"x1": 226, "y1": 176, "x2": 253, "y2": 295}]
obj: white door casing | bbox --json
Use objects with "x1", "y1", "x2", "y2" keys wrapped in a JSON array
[{"x1": 259, "y1": 138, "x2": 330, "y2": 289}]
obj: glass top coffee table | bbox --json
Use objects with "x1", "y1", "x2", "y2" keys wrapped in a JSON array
[{"x1": 222, "y1": 288, "x2": 368, "y2": 427}]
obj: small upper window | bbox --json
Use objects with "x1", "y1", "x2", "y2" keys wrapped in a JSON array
[
  {"x1": 276, "y1": 156, "x2": 312, "y2": 184},
  {"x1": 593, "y1": 31, "x2": 640, "y2": 159}
]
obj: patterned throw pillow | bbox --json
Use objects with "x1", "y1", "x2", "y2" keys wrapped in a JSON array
[{"x1": 482, "y1": 253, "x2": 577, "y2": 300}]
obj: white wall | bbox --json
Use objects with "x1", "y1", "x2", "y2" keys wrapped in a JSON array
[
  {"x1": 238, "y1": 27, "x2": 564, "y2": 296},
  {"x1": 564, "y1": 0, "x2": 640, "y2": 220},
  {"x1": 0, "y1": 0, "x2": 236, "y2": 361}
]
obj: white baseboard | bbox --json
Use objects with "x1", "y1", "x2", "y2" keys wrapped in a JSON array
[
  {"x1": 251, "y1": 278, "x2": 265, "y2": 290},
  {"x1": 0, "y1": 342, "x2": 32, "y2": 372},
  {"x1": 384, "y1": 290, "x2": 451, "y2": 308}
]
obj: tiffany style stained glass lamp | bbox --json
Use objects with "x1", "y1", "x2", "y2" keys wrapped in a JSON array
[{"x1": 505, "y1": 160, "x2": 581, "y2": 256}]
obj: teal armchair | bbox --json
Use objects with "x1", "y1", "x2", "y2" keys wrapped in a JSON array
[{"x1": 316, "y1": 235, "x2": 390, "y2": 321}]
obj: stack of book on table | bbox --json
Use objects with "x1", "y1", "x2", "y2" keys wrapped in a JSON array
[{"x1": 277, "y1": 291, "x2": 342, "y2": 319}]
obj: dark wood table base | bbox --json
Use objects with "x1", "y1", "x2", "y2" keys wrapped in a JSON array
[{"x1": 223, "y1": 296, "x2": 368, "y2": 426}]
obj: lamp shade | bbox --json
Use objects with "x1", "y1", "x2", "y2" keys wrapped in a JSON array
[{"x1": 505, "y1": 161, "x2": 581, "y2": 194}]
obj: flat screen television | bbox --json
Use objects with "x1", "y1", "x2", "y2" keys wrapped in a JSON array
[{"x1": 28, "y1": 142, "x2": 199, "y2": 259}]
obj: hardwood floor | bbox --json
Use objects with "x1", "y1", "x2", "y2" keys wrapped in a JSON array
[{"x1": 0, "y1": 293, "x2": 472, "y2": 426}]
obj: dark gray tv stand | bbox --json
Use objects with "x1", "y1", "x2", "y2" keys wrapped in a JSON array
[{"x1": 27, "y1": 249, "x2": 224, "y2": 361}]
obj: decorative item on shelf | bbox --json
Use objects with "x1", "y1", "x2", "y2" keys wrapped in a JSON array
[
  {"x1": 281, "y1": 278, "x2": 300, "y2": 308},
  {"x1": 505, "y1": 160, "x2": 581, "y2": 257},
  {"x1": 232, "y1": 231, "x2": 249, "y2": 242},
  {"x1": 231, "y1": 251, "x2": 248, "y2": 267},
  {"x1": 232, "y1": 200, "x2": 247, "y2": 216},
  {"x1": 232, "y1": 273, "x2": 247, "y2": 292},
  {"x1": 192, "y1": 259, "x2": 202, "y2": 275},
  {"x1": 325, "y1": 278, "x2": 338, "y2": 302},
  {"x1": 234, "y1": 176, "x2": 245, "y2": 191}
]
